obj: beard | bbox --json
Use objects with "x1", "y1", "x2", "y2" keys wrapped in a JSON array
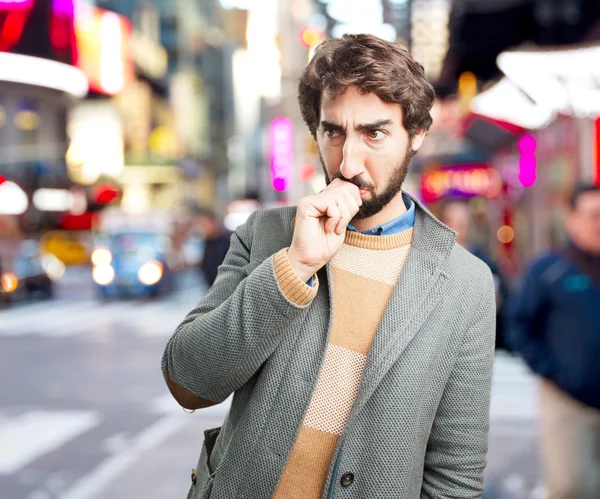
[{"x1": 322, "y1": 145, "x2": 414, "y2": 220}]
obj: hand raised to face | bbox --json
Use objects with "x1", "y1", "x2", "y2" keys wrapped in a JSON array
[{"x1": 287, "y1": 178, "x2": 362, "y2": 282}]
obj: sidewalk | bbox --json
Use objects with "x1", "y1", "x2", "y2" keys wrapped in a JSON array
[
  {"x1": 63, "y1": 355, "x2": 543, "y2": 499},
  {"x1": 96, "y1": 415, "x2": 222, "y2": 499},
  {"x1": 58, "y1": 402, "x2": 229, "y2": 499}
]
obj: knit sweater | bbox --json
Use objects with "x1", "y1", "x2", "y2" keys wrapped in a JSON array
[{"x1": 271, "y1": 228, "x2": 414, "y2": 499}]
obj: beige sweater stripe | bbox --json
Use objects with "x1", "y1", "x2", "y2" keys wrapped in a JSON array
[{"x1": 273, "y1": 230, "x2": 413, "y2": 499}]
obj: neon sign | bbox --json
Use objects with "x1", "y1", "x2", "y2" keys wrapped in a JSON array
[
  {"x1": 594, "y1": 118, "x2": 600, "y2": 187},
  {"x1": 0, "y1": 0, "x2": 34, "y2": 52},
  {"x1": 269, "y1": 117, "x2": 293, "y2": 192},
  {"x1": 0, "y1": 0, "x2": 76, "y2": 64},
  {"x1": 421, "y1": 164, "x2": 502, "y2": 203},
  {"x1": 518, "y1": 134, "x2": 537, "y2": 188},
  {"x1": 74, "y1": 5, "x2": 133, "y2": 95}
]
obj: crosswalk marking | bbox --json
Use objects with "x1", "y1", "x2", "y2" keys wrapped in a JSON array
[
  {"x1": 0, "y1": 357, "x2": 539, "y2": 489},
  {"x1": 0, "y1": 410, "x2": 100, "y2": 474},
  {"x1": 59, "y1": 415, "x2": 189, "y2": 499}
]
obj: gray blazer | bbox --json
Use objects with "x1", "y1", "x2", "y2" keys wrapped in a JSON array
[{"x1": 162, "y1": 196, "x2": 496, "y2": 499}]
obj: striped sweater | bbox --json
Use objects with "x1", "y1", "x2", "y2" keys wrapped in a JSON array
[{"x1": 271, "y1": 228, "x2": 413, "y2": 498}]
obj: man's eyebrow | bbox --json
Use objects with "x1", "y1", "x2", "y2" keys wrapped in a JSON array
[
  {"x1": 319, "y1": 119, "x2": 393, "y2": 132},
  {"x1": 320, "y1": 121, "x2": 343, "y2": 131},
  {"x1": 356, "y1": 119, "x2": 393, "y2": 131}
]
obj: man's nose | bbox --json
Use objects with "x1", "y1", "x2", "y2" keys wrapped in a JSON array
[{"x1": 339, "y1": 138, "x2": 366, "y2": 180}]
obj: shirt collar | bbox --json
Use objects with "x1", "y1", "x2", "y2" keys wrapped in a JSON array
[{"x1": 347, "y1": 193, "x2": 415, "y2": 236}]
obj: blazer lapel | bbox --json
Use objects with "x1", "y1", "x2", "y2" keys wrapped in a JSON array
[{"x1": 349, "y1": 197, "x2": 457, "y2": 419}]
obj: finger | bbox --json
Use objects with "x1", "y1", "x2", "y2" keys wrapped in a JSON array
[
  {"x1": 325, "y1": 200, "x2": 341, "y2": 233},
  {"x1": 335, "y1": 197, "x2": 353, "y2": 235},
  {"x1": 300, "y1": 195, "x2": 334, "y2": 218},
  {"x1": 341, "y1": 189, "x2": 361, "y2": 216},
  {"x1": 334, "y1": 178, "x2": 362, "y2": 204}
]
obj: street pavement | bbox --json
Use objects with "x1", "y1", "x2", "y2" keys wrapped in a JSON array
[{"x1": 0, "y1": 267, "x2": 544, "y2": 499}]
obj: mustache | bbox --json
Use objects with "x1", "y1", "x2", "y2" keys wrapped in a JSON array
[{"x1": 331, "y1": 172, "x2": 374, "y2": 191}]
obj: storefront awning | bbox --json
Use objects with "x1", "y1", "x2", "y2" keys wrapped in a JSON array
[{"x1": 470, "y1": 42, "x2": 600, "y2": 130}]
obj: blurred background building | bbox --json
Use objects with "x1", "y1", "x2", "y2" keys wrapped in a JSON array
[{"x1": 1, "y1": 0, "x2": 599, "y2": 277}]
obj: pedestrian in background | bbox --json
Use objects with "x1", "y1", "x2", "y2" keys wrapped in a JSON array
[
  {"x1": 162, "y1": 34, "x2": 496, "y2": 499},
  {"x1": 441, "y1": 200, "x2": 510, "y2": 350},
  {"x1": 507, "y1": 184, "x2": 600, "y2": 499},
  {"x1": 194, "y1": 209, "x2": 231, "y2": 287}
]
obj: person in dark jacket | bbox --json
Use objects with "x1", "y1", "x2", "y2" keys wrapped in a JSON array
[
  {"x1": 507, "y1": 184, "x2": 600, "y2": 499},
  {"x1": 195, "y1": 209, "x2": 231, "y2": 287}
]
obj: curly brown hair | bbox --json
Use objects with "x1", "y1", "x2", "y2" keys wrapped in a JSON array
[{"x1": 298, "y1": 34, "x2": 435, "y2": 139}]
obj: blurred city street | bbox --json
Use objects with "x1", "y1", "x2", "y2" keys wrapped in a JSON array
[
  {"x1": 1, "y1": 0, "x2": 599, "y2": 497},
  {"x1": 1, "y1": 268, "x2": 541, "y2": 499},
  {"x1": 0, "y1": 269, "x2": 219, "y2": 499}
]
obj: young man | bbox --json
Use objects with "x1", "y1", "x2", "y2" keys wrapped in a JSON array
[
  {"x1": 507, "y1": 184, "x2": 600, "y2": 499},
  {"x1": 162, "y1": 34, "x2": 496, "y2": 499}
]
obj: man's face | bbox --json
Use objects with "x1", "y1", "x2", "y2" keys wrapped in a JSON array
[
  {"x1": 317, "y1": 86, "x2": 425, "y2": 220},
  {"x1": 567, "y1": 191, "x2": 600, "y2": 254}
]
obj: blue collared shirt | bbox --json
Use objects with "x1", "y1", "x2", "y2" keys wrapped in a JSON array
[{"x1": 306, "y1": 193, "x2": 415, "y2": 286}]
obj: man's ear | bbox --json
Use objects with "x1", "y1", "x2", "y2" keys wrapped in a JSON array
[{"x1": 411, "y1": 129, "x2": 427, "y2": 152}]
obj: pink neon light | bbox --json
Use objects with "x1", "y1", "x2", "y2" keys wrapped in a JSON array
[
  {"x1": 518, "y1": 133, "x2": 537, "y2": 188},
  {"x1": 519, "y1": 153, "x2": 537, "y2": 188},
  {"x1": 595, "y1": 117, "x2": 600, "y2": 186},
  {"x1": 0, "y1": 0, "x2": 32, "y2": 6},
  {"x1": 518, "y1": 134, "x2": 537, "y2": 154},
  {"x1": 272, "y1": 177, "x2": 287, "y2": 191},
  {"x1": 52, "y1": 0, "x2": 73, "y2": 15},
  {"x1": 270, "y1": 117, "x2": 293, "y2": 192}
]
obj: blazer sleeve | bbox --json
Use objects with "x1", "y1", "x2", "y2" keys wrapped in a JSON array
[
  {"x1": 421, "y1": 269, "x2": 496, "y2": 499},
  {"x1": 161, "y1": 212, "x2": 318, "y2": 405}
]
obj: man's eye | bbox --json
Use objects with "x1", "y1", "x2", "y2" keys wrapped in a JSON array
[
  {"x1": 326, "y1": 129, "x2": 341, "y2": 138},
  {"x1": 367, "y1": 130, "x2": 386, "y2": 140}
]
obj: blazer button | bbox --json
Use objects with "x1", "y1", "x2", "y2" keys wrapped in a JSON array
[
  {"x1": 340, "y1": 472, "x2": 354, "y2": 487},
  {"x1": 191, "y1": 468, "x2": 197, "y2": 485}
]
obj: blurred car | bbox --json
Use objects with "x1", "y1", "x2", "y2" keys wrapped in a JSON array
[
  {"x1": 92, "y1": 231, "x2": 177, "y2": 299},
  {"x1": 39, "y1": 230, "x2": 91, "y2": 266},
  {"x1": 0, "y1": 240, "x2": 62, "y2": 306}
]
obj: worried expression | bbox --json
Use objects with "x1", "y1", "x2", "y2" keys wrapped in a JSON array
[{"x1": 317, "y1": 87, "x2": 425, "y2": 220}]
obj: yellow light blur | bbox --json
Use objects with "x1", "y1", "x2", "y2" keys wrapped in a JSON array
[
  {"x1": 300, "y1": 26, "x2": 323, "y2": 48},
  {"x1": 497, "y1": 225, "x2": 515, "y2": 244},
  {"x1": 0, "y1": 106, "x2": 5, "y2": 127},
  {"x1": 91, "y1": 247, "x2": 112, "y2": 266},
  {"x1": 458, "y1": 71, "x2": 478, "y2": 111},
  {"x1": 149, "y1": 125, "x2": 181, "y2": 158},
  {"x1": 93, "y1": 265, "x2": 115, "y2": 285},
  {"x1": 459, "y1": 71, "x2": 477, "y2": 93},
  {"x1": 138, "y1": 260, "x2": 163, "y2": 285},
  {"x1": 1, "y1": 272, "x2": 18, "y2": 293},
  {"x1": 14, "y1": 110, "x2": 40, "y2": 131}
]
